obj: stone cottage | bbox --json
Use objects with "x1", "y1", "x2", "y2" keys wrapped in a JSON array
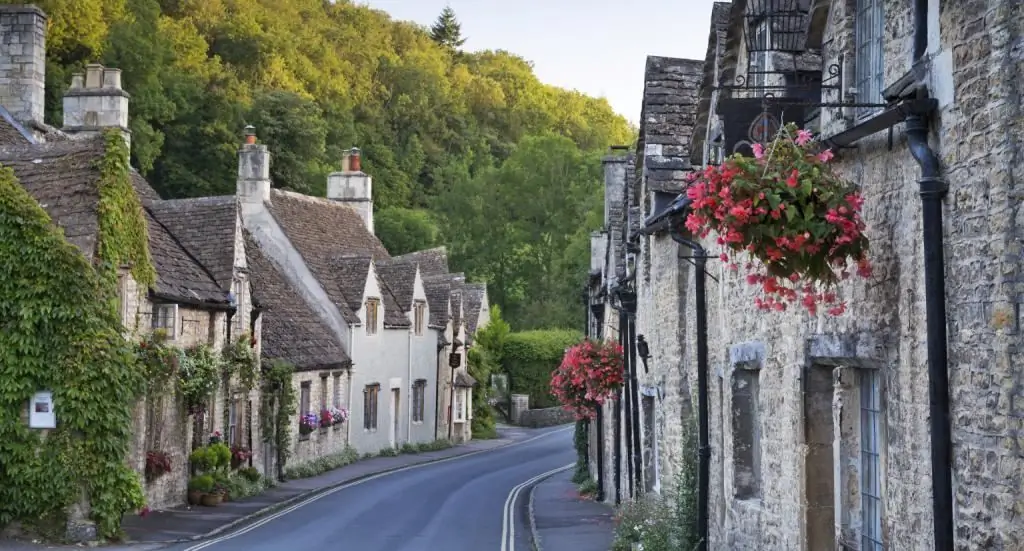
[
  {"x1": 235, "y1": 140, "x2": 451, "y2": 454},
  {"x1": 0, "y1": 4, "x2": 264, "y2": 512},
  {"x1": 590, "y1": 0, "x2": 1024, "y2": 550}
]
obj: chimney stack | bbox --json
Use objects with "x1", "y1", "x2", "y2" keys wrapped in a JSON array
[
  {"x1": 62, "y1": 63, "x2": 131, "y2": 149},
  {"x1": 237, "y1": 126, "x2": 271, "y2": 205},
  {"x1": 327, "y1": 147, "x2": 374, "y2": 234},
  {"x1": 0, "y1": 5, "x2": 47, "y2": 134}
]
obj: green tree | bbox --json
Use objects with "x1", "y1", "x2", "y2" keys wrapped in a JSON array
[
  {"x1": 375, "y1": 207, "x2": 441, "y2": 256},
  {"x1": 247, "y1": 90, "x2": 329, "y2": 195},
  {"x1": 429, "y1": 6, "x2": 466, "y2": 51}
]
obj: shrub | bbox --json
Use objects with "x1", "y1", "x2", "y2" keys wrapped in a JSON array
[
  {"x1": 239, "y1": 467, "x2": 261, "y2": 483},
  {"x1": 400, "y1": 443, "x2": 418, "y2": 454},
  {"x1": 378, "y1": 447, "x2": 398, "y2": 457},
  {"x1": 501, "y1": 329, "x2": 582, "y2": 408},
  {"x1": 282, "y1": 447, "x2": 359, "y2": 480}
]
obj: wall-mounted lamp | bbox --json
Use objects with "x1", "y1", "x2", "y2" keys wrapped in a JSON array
[{"x1": 636, "y1": 334, "x2": 650, "y2": 374}]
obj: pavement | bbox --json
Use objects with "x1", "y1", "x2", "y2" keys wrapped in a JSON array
[
  {"x1": 528, "y1": 469, "x2": 616, "y2": 551},
  {"x1": 1, "y1": 423, "x2": 571, "y2": 551}
]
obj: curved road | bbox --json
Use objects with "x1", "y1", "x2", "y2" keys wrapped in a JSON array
[{"x1": 167, "y1": 426, "x2": 574, "y2": 551}]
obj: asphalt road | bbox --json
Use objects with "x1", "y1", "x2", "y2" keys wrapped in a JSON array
[{"x1": 162, "y1": 426, "x2": 574, "y2": 551}]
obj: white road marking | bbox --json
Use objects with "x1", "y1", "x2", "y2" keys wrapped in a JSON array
[
  {"x1": 182, "y1": 426, "x2": 573, "y2": 551},
  {"x1": 500, "y1": 463, "x2": 574, "y2": 551}
]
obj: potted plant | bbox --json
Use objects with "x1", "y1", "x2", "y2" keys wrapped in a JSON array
[
  {"x1": 684, "y1": 122, "x2": 871, "y2": 315},
  {"x1": 145, "y1": 450, "x2": 172, "y2": 482},
  {"x1": 328, "y1": 406, "x2": 348, "y2": 427},
  {"x1": 299, "y1": 413, "x2": 318, "y2": 436},
  {"x1": 230, "y1": 446, "x2": 252, "y2": 470},
  {"x1": 201, "y1": 487, "x2": 223, "y2": 507},
  {"x1": 187, "y1": 474, "x2": 213, "y2": 506}
]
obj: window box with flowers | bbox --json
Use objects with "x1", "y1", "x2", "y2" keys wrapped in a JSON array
[
  {"x1": 328, "y1": 406, "x2": 348, "y2": 430},
  {"x1": 319, "y1": 408, "x2": 334, "y2": 433},
  {"x1": 299, "y1": 413, "x2": 318, "y2": 439},
  {"x1": 684, "y1": 122, "x2": 872, "y2": 316},
  {"x1": 550, "y1": 340, "x2": 625, "y2": 419}
]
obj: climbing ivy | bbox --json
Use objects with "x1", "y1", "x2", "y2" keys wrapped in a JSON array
[
  {"x1": 223, "y1": 333, "x2": 259, "y2": 393},
  {"x1": 134, "y1": 329, "x2": 177, "y2": 395},
  {"x1": 178, "y1": 344, "x2": 221, "y2": 414},
  {"x1": 95, "y1": 129, "x2": 155, "y2": 287},
  {"x1": 0, "y1": 166, "x2": 145, "y2": 537},
  {"x1": 259, "y1": 360, "x2": 297, "y2": 479}
]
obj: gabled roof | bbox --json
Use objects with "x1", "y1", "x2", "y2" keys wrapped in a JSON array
[
  {"x1": 454, "y1": 371, "x2": 477, "y2": 388},
  {"x1": 0, "y1": 106, "x2": 35, "y2": 146},
  {"x1": 144, "y1": 209, "x2": 228, "y2": 305},
  {"x1": 148, "y1": 196, "x2": 238, "y2": 291},
  {"x1": 422, "y1": 274, "x2": 451, "y2": 330},
  {"x1": 375, "y1": 258, "x2": 418, "y2": 311},
  {"x1": 0, "y1": 136, "x2": 228, "y2": 307},
  {"x1": 393, "y1": 247, "x2": 449, "y2": 276},
  {"x1": 463, "y1": 283, "x2": 487, "y2": 337},
  {"x1": 265, "y1": 189, "x2": 408, "y2": 328},
  {"x1": 244, "y1": 231, "x2": 351, "y2": 371}
]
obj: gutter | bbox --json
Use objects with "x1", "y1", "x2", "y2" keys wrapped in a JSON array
[
  {"x1": 641, "y1": 196, "x2": 711, "y2": 551},
  {"x1": 150, "y1": 290, "x2": 237, "y2": 313}
]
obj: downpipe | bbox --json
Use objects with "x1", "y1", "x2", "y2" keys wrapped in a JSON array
[
  {"x1": 908, "y1": 0, "x2": 954, "y2": 548},
  {"x1": 619, "y1": 307, "x2": 635, "y2": 498},
  {"x1": 627, "y1": 312, "x2": 644, "y2": 495}
]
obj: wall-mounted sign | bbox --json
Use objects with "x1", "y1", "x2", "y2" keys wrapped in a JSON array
[
  {"x1": 448, "y1": 353, "x2": 462, "y2": 369},
  {"x1": 29, "y1": 391, "x2": 55, "y2": 429}
]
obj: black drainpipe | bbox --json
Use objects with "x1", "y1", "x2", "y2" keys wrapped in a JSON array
[
  {"x1": 627, "y1": 311, "x2": 643, "y2": 495},
  {"x1": 645, "y1": 196, "x2": 710, "y2": 551},
  {"x1": 618, "y1": 306, "x2": 634, "y2": 498},
  {"x1": 613, "y1": 388, "x2": 622, "y2": 505},
  {"x1": 907, "y1": 0, "x2": 953, "y2": 547}
]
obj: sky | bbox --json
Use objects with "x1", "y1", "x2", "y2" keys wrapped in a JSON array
[{"x1": 358, "y1": 0, "x2": 722, "y2": 125}]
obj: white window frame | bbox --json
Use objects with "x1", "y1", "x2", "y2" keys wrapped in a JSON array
[
  {"x1": 152, "y1": 303, "x2": 178, "y2": 339},
  {"x1": 454, "y1": 388, "x2": 466, "y2": 422},
  {"x1": 854, "y1": 0, "x2": 885, "y2": 118},
  {"x1": 227, "y1": 399, "x2": 238, "y2": 446},
  {"x1": 860, "y1": 369, "x2": 884, "y2": 550}
]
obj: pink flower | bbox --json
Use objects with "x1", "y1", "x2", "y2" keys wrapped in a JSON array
[
  {"x1": 752, "y1": 143, "x2": 764, "y2": 159},
  {"x1": 817, "y1": 149, "x2": 834, "y2": 162},
  {"x1": 795, "y1": 129, "x2": 813, "y2": 146}
]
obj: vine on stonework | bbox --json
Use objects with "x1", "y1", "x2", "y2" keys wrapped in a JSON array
[
  {"x1": 684, "y1": 122, "x2": 872, "y2": 315},
  {"x1": 178, "y1": 344, "x2": 221, "y2": 415},
  {"x1": 222, "y1": 333, "x2": 259, "y2": 392},
  {"x1": 259, "y1": 360, "x2": 297, "y2": 478},
  {"x1": 0, "y1": 166, "x2": 146, "y2": 537},
  {"x1": 134, "y1": 329, "x2": 177, "y2": 395},
  {"x1": 94, "y1": 129, "x2": 155, "y2": 287}
]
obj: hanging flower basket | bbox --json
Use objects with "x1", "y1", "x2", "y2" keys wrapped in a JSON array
[
  {"x1": 684, "y1": 122, "x2": 872, "y2": 315},
  {"x1": 550, "y1": 340, "x2": 625, "y2": 419}
]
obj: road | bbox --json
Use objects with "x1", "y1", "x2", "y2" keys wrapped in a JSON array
[{"x1": 160, "y1": 426, "x2": 574, "y2": 551}]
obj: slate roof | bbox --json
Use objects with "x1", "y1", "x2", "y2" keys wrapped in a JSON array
[
  {"x1": 375, "y1": 259, "x2": 418, "y2": 311},
  {"x1": 422, "y1": 274, "x2": 451, "y2": 330},
  {"x1": 266, "y1": 189, "x2": 408, "y2": 328},
  {"x1": 245, "y1": 231, "x2": 351, "y2": 371},
  {"x1": 0, "y1": 136, "x2": 228, "y2": 307},
  {"x1": 462, "y1": 283, "x2": 487, "y2": 338},
  {"x1": 148, "y1": 196, "x2": 238, "y2": 291},
  {"x1": 393, "y1": 247, "x2": 449, "y2": 276},
  {"x1": 454, "y1": 371, "x2": 477, "y2": 388},
  {"x1": 130, "y1": 169, "x2": 163, "y2": 205},
  {"x1": 636, "y1": 56, "x2": 704, "y2": 194},
  {"x1": 144, "y1": 209, "x2": 228, "y2": 305},
  {"x1": 0, "y1": 107, "x2": 33, "y2": 146}
]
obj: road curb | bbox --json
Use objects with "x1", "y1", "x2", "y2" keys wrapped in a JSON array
[
  {"x1": 131, "y1": 428, "x2": 568, "y2": 546},
  {"x1": 525, "y1": 467, "x2": 566, "y2": 551}
]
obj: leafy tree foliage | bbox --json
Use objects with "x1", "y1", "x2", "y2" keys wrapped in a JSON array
[
  {"x1": 375, "y1": 207, "x2": 441, "y2": 256},
  {"x1": 13, "y1": 0, "x2": 636, "y2": 330},
  {"x1": 429, "y1": 6, "x2": 466, "y2": 51}
]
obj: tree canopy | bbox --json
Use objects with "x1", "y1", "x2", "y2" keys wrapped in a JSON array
[{"x1": 15, "y1": 0, "x2": 636, "y2": 330}]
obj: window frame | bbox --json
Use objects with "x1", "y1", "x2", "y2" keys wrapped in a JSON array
[
  {"x1": 152, "y1": 303, "x2": 178, "y2": 339},
  {"x1": 413, "y1": 301, "x2": 426, "y2": 336},
  {"x1": 854, "y1": 0, "x2": 885, "y2": 119},
  {"x1": 332, "y1": 373, "x2": 342, "y2": 408},
  {"x1": 227, "y1": 399, "x2": 238, "y2": 447},
  {"x1": 363, "y1": 384, "x2": 379, "y2": 431},
  {"x1": 454, "y1": 387, "x2": 466, "y2": 422},
  {"x1": 860, "y1": 369, "x2": 885, "y2": 551},
  {"x1": 299, "y1": 382, "x2": 311, "y2": 439},
  {"x1": 412, "y1": 380, "x2": 426, "y2": 423},
  {"x1": 365, "y1": 298, "x2": 380, "y2": 335}
]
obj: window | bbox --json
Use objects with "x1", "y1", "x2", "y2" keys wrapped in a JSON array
[
  {"x1": 227, "y1": 400, "x2": 238, "y2": 446},
  {"x1": 731, "y1": 368, "x2": 761, "y2": 499},
  {"x1": 365, "y1": 298, "x2": 380, "y2": 335},
  {"x1": 414, "y1": 301, "x2": 426, "y2": 335},
  {"x1": 804, "y1": 366, "x2": 836, "y2": 549},
  {"x1": 412, "y1": 380, "x2": 426, "y2": 423},
  {"x1": 364, "y1": 384, "x2": 379, "y2": 430},
  {"x1": 320, "y1": 375, "x2": 329, "y2": 410},
  {"x1": 299, "y1": 382, "x2": 311, "y2": 438},
  {"x1": 454, "y1": 388, "x2": 466, "y2": 422},
  {"x1": 860, "y1": 369, "x2": 884, "y2": 551},
  {"x1": 855, "y1": 0, "x2": 885, "y2": 117},
  {"x1": 152, "y1": 303, "x2": 178, "y2": 338},
  {"x1": 332, "y1": 374, "x2": 342, "y2": 408}
]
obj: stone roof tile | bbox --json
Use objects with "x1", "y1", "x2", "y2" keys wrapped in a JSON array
[
  {"x1": 144, "y1": 209, "x2": 228, "y2": 305},
  {"x1": 148, "y1": 196, "x2": 238, "y2": 291},
  {"x1": 392, "y1": 247, "x2": 449, "y2": 276}
]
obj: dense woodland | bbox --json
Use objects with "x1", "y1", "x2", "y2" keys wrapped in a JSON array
[{"x1": 17, "y1": 0, "x2": 635, "y2": 330}]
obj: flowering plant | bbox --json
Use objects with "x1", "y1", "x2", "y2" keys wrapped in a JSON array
[
  {"x1": 207, "y1": 431, "x2": 223, "y2": 445},
  {"x1": 327, "y1": 406, "x2": 348, "y2": 425},
  {"x1": 684, "y1": 122, "x2": 872, "y2": 315},
  {"x1": 319, "y1": 408, "x2": 333, "y2": 428},
  {"x1": 230, "y1": 445, "x2": 252, "y2": 469},
  {"x1": 299, "y1": 413, "x2": 318, "y2": 435},
  {"x1": 145, "y1": 450, "x2": 172, "y2": 482},
  {"x1": 550, "y1": 340, "x2": 625, "y2": 419}
]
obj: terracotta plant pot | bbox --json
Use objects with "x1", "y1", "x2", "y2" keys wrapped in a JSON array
[
  {"x1": 187, "y1": 490, "x2": 203, "y2": 506},
  {"x1": 201, "y1": 492, "x2": 223, "y2": 507}
]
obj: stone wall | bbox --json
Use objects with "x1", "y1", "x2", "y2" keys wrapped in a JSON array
[
  {"x1": 693, "y1": 0, "x2": 1024, "y2": 549},
  {"x1": 289, "y1": 369, "x2": 352, "y2": 465},
  {"x1": 517, "y1": 406, "x2": 575, "y2": 428},
  {"x1": 0, "y1": 5, "x2": 45, "y2": 130}
]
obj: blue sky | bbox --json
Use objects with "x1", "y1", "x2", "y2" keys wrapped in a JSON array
[{"x1": 359, "y1": 0, "x2": 721, "y2": 125}]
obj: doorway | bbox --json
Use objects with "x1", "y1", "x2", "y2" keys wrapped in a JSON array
[{"x1": 390, "y1": 388, "x2": 400, "y2": 448}]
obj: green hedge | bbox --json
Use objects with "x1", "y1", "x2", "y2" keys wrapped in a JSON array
[{"x1": 501, "y1": 329, "x2": 581, "y2": 409}]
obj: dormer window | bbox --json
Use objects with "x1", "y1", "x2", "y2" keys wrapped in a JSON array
[
  {"x1": 152, "y1": 303, "x2": 178, "y2": 339},
  {"x1": 414, "y1": 301, "x2": 426, "y2": 336},
  {"x1": 365, "y1": 298, "x2": 380, "y2": 335},
  {"x1": 854, "y1": 0, "x2": 885, "y2": 118}
]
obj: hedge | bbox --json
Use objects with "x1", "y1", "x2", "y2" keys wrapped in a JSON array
[{"x1": 501, "y1": 329, "x2": 582, "y2": 409}]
